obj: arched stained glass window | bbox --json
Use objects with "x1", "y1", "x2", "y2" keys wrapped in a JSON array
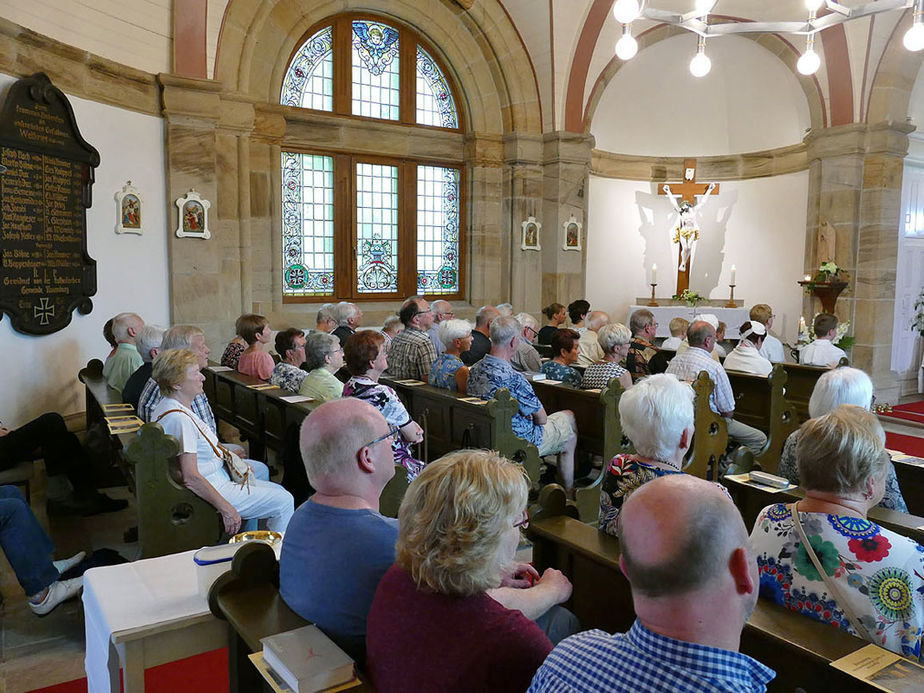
[
  {"x1": 281, "y1": 26, "x2": 334, "y2": 111},
  {"x1": 280, "y1": 15, "x2": 463, "y2": 302},
  {"x1": 416, "y1": 46, "x2": 458, "y2": 129}
]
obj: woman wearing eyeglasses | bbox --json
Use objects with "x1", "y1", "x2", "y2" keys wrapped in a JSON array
[
  {"x1": 299, "y1": 331, "x2": 345, "y2": 403},
  {"x1": 366, "y1": 450, "x2": 573, "y2": 692},
  {"x1": 343, "y1": 330, "x2": 425, "y2": 480}
]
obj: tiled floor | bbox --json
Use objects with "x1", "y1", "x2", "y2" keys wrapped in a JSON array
[{"x1": 0, "y1": 474, "x2": 136, "y2": 693}]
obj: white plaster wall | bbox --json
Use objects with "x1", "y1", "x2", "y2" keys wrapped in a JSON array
[
  {"x1": 585, "y1": 172, "x2": 809, "y2": 345},
  {"x1": 590, "y1": 34, "x2": 810, "y2": 156},
  {"x1": 0, "y1": 73, "x2": 170, "y2": 427}
]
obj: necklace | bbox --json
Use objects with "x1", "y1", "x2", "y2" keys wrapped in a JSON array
[{"x1": 636, "y1": 455, "x2": 681, "y2": 472}]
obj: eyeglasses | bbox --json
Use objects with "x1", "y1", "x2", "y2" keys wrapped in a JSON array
[
  {"x1": 438, "y1": 311, "x2": 454, "y2": 319},
  {"x1": 364, "y1": 425, "x2": 401, "y2": 449},
  {"x1": 514, "y1": 510, "x2": 529, "y2": 530},
  {"x1": 525, "y1": 326, "x2": 538, "y2": 338}
]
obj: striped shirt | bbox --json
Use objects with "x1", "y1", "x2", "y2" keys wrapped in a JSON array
[
  {"x1": 528, "y1": 620, "x2": 775, "y2": 693},
  {"x1": 666, "y1": 345, "x2": 736, "y2": 414}
]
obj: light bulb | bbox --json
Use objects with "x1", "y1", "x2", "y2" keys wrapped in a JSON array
[
  {"x1": 804, "y1": 0, "x2": 824, "y2": 12},
  {"x1": 690, "y1": 51, "x2": 711, "y2": 77},
  {"x1": 612, "y1": 0, "x2": 641, "y2": 25},
  {"x1": 615, "y1": 33, "x2": 638, "y2": 60},
  {"x1": 797, "y1": 48, "x2": 821, "y2": 75},
  {"x1": 905, "y1": 22, "x2": 924, "y2": 52},
  {"x1": 695, "y1": 0, "x2": 717, "y2": 15}
]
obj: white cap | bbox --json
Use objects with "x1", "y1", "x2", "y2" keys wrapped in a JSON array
[
  {"x1": 741, "y1": 321, "x2": 766, "y2": 341},
  {"x1": 693, "y1": 313, "x2": 719, "y2": 330}
]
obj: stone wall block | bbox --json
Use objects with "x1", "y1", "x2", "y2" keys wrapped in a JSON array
[
  {"x1": 251, "y1": 170, "x2": 272, "y2": 219},
  {"x1": 852, "y1": 298, "x2": 896, "y2": 340}
]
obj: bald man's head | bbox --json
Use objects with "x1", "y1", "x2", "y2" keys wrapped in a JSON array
[
  {"x1": 687, "y1": 321, "x2": 716, "y2": 348},
  {"x1": 299, "y1": 398, "x2": 387, "y2": 486},
  {"x1": 587, "y1": 311, "x2": 610, "y2": 331},
  {"x1": 618, "y1": 475, "x2": 747, "y2": 598}
]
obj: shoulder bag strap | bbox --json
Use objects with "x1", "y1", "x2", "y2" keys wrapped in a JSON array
[
  {"x1": 789, "y1": 503, "x2": 873, "y2": 642},
  {"x1": 155, "y1": 408, "x2": 227, "y2": 460}
]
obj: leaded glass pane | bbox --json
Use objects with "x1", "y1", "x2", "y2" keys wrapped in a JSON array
[
  {"x1": 282, "y1": 152, "x2": 335, "y2": 296},
  {"x1": 351, "y1": 20, "x2": 400, "y2": 120},
  {"x1": 417, "y1": 166, "x2": 460, "y2": 294},
  {"x1": 281, "y1": 26, "x2": 334, "y2": 111},
  {"x1": 416, "y1": 46, "x2": 458, "y2": 128},
  {"x1": 356, "y1": 162, "x2": 399, "y2": 293}
]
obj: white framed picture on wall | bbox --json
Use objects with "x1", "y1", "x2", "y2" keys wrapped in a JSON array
[
  {"x1": 562, "y1": 215, "x2": 582, "y2": 251},
  {"x1": 521, "y1": 216, "x2": 541, "y2": 251},
  {"x1": 175, "y1": 190, "x2": 211, "y2": 240}
]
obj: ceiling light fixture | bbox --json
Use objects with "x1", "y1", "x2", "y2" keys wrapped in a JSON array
[
  {"x1": 689, "y1": 36, "x2": 712, "y2": 77},
  {"x1": 905, "y1": 0, "x2": 924, "y2": 52},
  {"x1": 797, "y1": 33, "x2": 822, "y2": 74},
  {"x1": 613, "y1": 0, "x2": 642, "y2": 25},
  {"x1": 615, "y1": 24, "x2": 639, "y2": 60}
]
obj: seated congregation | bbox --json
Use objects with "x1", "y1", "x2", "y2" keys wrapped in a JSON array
[{"x1": 5, "y1": 295, "x2": 923, "y2": 693}]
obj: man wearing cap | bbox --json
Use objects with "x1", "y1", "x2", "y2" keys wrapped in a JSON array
[{"x1": 723, "y1": 322, "x2": 773, "y2": 377}]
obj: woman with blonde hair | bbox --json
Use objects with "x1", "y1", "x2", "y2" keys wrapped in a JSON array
[
  {"x1": 581, "y1": 322, "x2": 633, "y2": 391},
  {"x1": 366, "y1": 450, "x2": 570, "y2": 691}
]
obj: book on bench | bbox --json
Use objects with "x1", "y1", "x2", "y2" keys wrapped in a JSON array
[{"x1": 260, "y1": 624, "x2": 356, "y2": 693}]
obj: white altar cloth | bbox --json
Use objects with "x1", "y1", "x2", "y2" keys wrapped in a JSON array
[
  {"x1": 627, "y1": 305, "x2": 752, "y2": 339},
  {"x1": 84, "y1": 549, "x2": 228, "y2": 692}
]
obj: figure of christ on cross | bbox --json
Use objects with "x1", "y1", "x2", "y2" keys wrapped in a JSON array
[{"x1": 658, "y1": 158, "x2": 719, "y2": 295}]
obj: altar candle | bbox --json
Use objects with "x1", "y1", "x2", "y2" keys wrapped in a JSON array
[
  {"x1": 803, "y1": 274, "x2": 811, "y2": 282},
  {"x1": 730, "y1": 265, "x2": 736, "y2": 285},
  {"x1": 651, "y1": 264, "x2": 657, "y2": 284}
]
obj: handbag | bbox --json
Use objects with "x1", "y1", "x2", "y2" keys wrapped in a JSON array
[
  {"x1": 789, "y1": 502, "x2": 872, "y2": 642},
  {"x1": 156, "y1": 408, "x2": 253, "y2": 493}
]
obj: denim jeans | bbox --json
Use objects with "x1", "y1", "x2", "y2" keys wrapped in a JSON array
[{"x1": 0, "y1": 485, "x2": 58, "y2": 595}]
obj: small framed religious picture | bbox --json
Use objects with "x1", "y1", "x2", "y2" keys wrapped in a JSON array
[
  {"x1": 175, "y1": 189, "x2": 211, "y2": 240},
  {"x1": 562, "y1": 214, "x2": 582, "y2": 251},
  {"x1": 521, "y1": 216, "x2": 541, "y2": 251},
  {"x1": 115, "y1": 181, "x2": 142, "y2": 235}
]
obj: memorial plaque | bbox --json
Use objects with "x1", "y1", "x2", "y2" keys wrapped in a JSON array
[{"x1": 0, "y1": 72, "x2": 99, "y2": 335}]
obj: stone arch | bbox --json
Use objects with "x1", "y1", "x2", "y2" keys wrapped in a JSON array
[
  {"x1": 866, "y1": 9, "x2": 924, "y2": 124},
  {"x1": 582, "y1": 22, "x2": 826, "y2": 137},
  {"x1": 214, "y1": 0, "x2": 542, "y2": 134}
]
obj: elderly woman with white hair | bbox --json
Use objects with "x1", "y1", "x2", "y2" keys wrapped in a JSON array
[
  {"x1": 777, "y1": 367, "x2": 907, "y2": 512},
  {"x1": 428, "y1": 318, "x2": 473, "y2": 393},
  {"x1": 298, "y1": 331, "x2": 345, "y2": 403},
  {"x1": 581, "y1": 322, "x2": 633, "y2": 391},
  {"x1": 750, "y1": 405, "x2": 924, "y2": 660},
  {"x1": 599, "y1": 373, "x2": 694, "y2": 535}
]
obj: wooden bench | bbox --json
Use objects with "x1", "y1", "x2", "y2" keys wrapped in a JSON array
[
  {"x1": 781, "y1": 359, "x2": 848, "y2": 424},
  {"x1": 527, "y1": 486, "x2": 881, "y2": 692},
  {"x1": 208, "y1": 542, "x2": 374, "y2": 692}
]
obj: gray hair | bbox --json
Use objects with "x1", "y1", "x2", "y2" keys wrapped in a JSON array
[
  {"x1": 496, "y1": 303, "x2": 514, "y2": 317},
  {"x1": 797, "y1": 404, "x2": 888, "y2": 496},
  {"x1": 513, "y1": 312, "x2": 537, "y2": 331},
  {"x1": 619, "y1": 374, "x2": 695, "y2": 461},
  {"x1": 136, "y1": 324, "x2": 165, "y2": 363},
  {"x1": 489, "y1": 315, "x2": 521, "y2": 347},
  {"x1": 161, "y1": 325, "x2": 204, "y2": 351},
  {"x1": 597, "y1": 322, "x2": 632, "y2": 355},
  {"x1": 586, "y1": 311, "x2": 610, "y2": 331},
  {"x1": 112, "y1": 312, "x2": 143, "y2": 342},
  {"x1": 629, "y1": 309, "x2": 654, "y2": 335},
  {"x1": 304, "y1": 331, "x2": 340, "y2": 371},
  {"x1": 687, "y1": 321, "x2": 715, "y2": 347},
  {"x1": 382, "y1": 315, "x2": 403, "y2": 333},
  {"x1": 808, "y1": 367, "x2": 873, "y2": 418},
  {"x1": 335, "y1": 301, "x2": 360, "y2": 326},
  {"x1": 475, "y1": 305, "x2": 499, "y2": 328},
  {"x1": 439, "y1": 319, "x2": 473, "y2": 348},
  {"x1": 317, "y1": 303, "x2": 336, "y2": 325}
]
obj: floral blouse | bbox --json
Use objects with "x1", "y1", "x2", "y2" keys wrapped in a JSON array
[
  {"x1": 598, "y1": 455, "x2": 682, "y2": 536},
  {"x1": 540, "y1": 360, "x2": 582, "y2": 388},
  {"x1": 269, "y1": 361, "x2": 307, "y2": 394},
  {"x1": 221, "y1": 340, "x2": 246, "y2": 369},
  {"x1": 343, "y1": 376, "x2": 424, "y2": 481},
  {"x1": 750, "y1": 503, "x2": 924, "y2": 660},
  {"x1": 428, "y1": 353, "x2": 465, "y2": 391}
]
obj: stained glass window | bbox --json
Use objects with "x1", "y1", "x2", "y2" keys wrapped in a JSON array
[
  {"x1": 281, "y1": 26, "x2": 334, "y2": 111},
  {"x1": 416, "y1": 46, "x2": 458, "y2": 128},
  {"x1": 355, "y1": 163, "x2": 399, "y2": 293},
  {"x1": 417, "y1": 166, "x2": 460, "y2": 294},
  {"x1": 352, "y1": 20, "x2": 400, "y2": 120},
  {"x1": 282, "y1": 152, "x2": 335, "y2": 296}
]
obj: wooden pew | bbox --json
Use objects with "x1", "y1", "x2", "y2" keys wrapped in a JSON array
[
  {"x1": 208, "y1": 542, "x2": 373, "y2": 692},
  {"x1": 527, "y1": 486, "x2": 880, "y2": 692},
  {"x1": 688, "y1": 371, "x2": 728, "y2": 480},
  {"x1": 781, "y1": 359, "x2": 848, "y2": 424}
]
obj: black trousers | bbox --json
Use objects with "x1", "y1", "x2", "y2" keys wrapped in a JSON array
[{"x1": 0, "y1": 413, "x2": 93, "y2": 493}]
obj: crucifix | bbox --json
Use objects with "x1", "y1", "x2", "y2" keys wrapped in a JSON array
[{"x1": 658, "y1": 158, "x2": 719, "y2": 295}]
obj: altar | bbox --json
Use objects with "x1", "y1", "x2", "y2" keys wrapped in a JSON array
[{"x1": 627, "y1": 304, "x2": 751, "y2": 339}]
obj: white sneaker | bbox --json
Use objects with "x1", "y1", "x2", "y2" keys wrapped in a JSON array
[
  {"x1": 29, "y1": 577, "x2": 83, "y2": 616},
  {"x1": 52, "y1": 551, "x2": 86, "y2": 575}
]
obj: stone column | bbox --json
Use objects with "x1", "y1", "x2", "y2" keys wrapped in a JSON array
[
  {"x1": 465, "y1": 133, "x2": 506, "y2": 310},
  {"x1": 504, "y1": 133, "x2": 544, "y2": 313}
]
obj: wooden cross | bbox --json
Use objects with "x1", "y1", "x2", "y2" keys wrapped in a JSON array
[{"x1": 658, "y1": 158, "x2": 719, "y2": 295}]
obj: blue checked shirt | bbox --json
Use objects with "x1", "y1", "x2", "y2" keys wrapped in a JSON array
[
  {"x1": 528, "y1": 620, "x2": 775, "y2": 693},
  {"x1": 137, "y1": 377, "x2": 217, "y2": 435},
  {"x1": 666, "y1": 346, "x2": 736, "y2": 415}
]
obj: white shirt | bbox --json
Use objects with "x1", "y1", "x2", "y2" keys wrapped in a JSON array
[
  {"x1": 576, "y1": 330, "x2": 604, "y2": 366},
  {"x1": 660, "y1": 336, "x2": 683, "y2": 351},
  {"x1": 151, "y1": 397, "x2": 224, "y2": 478},
  {"x1": 723, "y1": 342, "x2": 773, "y2": 377},
  {"x1": 800, "y1": 338, "x2": 847, "y2": 367},
  {"x1": 758, "y1": 333, "x2": 785, "y2": 363}
]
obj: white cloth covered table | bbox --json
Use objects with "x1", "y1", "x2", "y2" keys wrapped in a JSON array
[
  {"x1": 83, "y1": 549, "x2": 228, "y2": 692},
  {"x1": 627, "y1": 305, "x2": 751, "y2": 339}
]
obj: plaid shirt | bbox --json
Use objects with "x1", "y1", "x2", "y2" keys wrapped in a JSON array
[
  {"x1": 385, "y1": 326, "x2": 436, "y2": 380},
  {"x1": 528, "y1": 620, "x2": 775, "y2": 693},
  {"x1": 625, "y1": 338, "x2": 658, "y2": 381},
  {"x1": 137, "y1": 377, "x2": 217, "y2": 435},
  {"x1": 666, "y1": 346, "x2": 736, "y2": 414}
]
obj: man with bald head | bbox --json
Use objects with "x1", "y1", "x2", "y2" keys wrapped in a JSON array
[
  {"x1": 386, "y1": 296, "x2": 437, "y2": 380},
  {"x1": 666, "y1": 320, "x2": 767, "y2": 455},
  {"x1": 461, "y1": 304, "x2": 500, "y2": 366},
  {"x1": 427, "y1": 299, "x2": 453, "y2": 355},
  {"x1": 529, "y1": 475, "x2": 775, "y2": 692},
  {"x1": 576, "y1": 310, "x2": 609, "y2": 366},
  {"x1": 279, "y1": 398, "x2": 398, "y2": 663}
]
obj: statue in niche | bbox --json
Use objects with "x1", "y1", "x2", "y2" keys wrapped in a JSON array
[{"x1": 817, "y1": 220, "x2": 837, "y2": 264}]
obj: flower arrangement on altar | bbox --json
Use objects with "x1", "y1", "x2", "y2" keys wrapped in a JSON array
[
  {"x1": 799, "y1": 314, "x2": 855, "y2": 351},
  {"x1": 913, "y1": 286, "x2": 924, "y2": 338},
  {"x1": 801, "y1": 262, "x2": 848, "y2": 294},
  {"x1": 672, "y1": 288, "x2": 704, "y2": 309}
]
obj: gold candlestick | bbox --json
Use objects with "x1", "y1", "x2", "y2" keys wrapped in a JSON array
[
  {"x1": 726, "y1": 284, "x2": 736, "y2": 308},
  {"x1": 648, "y1": 284, "x2": 659, "y2": 307}
]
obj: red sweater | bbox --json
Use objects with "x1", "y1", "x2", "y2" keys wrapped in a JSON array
[{"x1": 366, "y1": 565, "x2": 552, "y2": 692}]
